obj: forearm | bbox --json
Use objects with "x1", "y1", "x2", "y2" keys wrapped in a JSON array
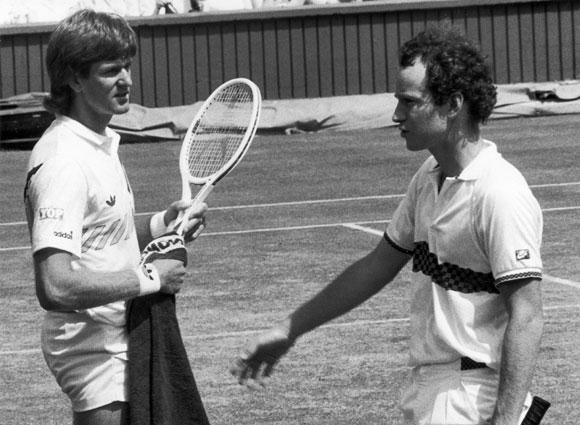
[
  {"x1": 36, "y1": 265, "x2": 141, "y2": 311},
  {"x1": 286, "y1": 240, "x2": 409, "y2": 340},
  {"x1": 135, "y1": 213, "x2": 155, "y2": 250},
  {"x1": 491, "y1": 310, "x2": 543, "y2": 425}
]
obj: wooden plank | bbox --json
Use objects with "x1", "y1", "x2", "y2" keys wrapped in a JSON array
[
  {"x1": 13, "y1": 36, "x2": 29, "y2": 94},
  {"x1": 273, "y1": 19, "x2": 291, "y2": 98},
  {"x1": 179, "y1": 24, "x2": 196, "y2": 104},
  {"x1": 491, "y1": 5, "x2": 509, "y2": 84},
  {"x1": 478, "y1": 7, "x2": 495, "y2": 82},
  {"x1": 248, "y1": 20, "x2": 265, "y2": 99},
  {"x1": 262, "y1": 19, "x2": 279, "y2": 99},
  {"x1": 317, "y1": 15, "x2": 334, "y2": 98},
  {"x1": 518, "y1": 3, "x2": 535, "y2": 83},
  {"x1": 574, "y1": 2, "x2": 580, "y2": 79},
  {"x1": 152, "y1": 27, "x2": 169, "y2": 107},
  {"x1": 330, "y1": 14, "x2": 347, "y2": 97},
  {"x1": 370, "y1": 13, "x2": 387, "y2": 94},
  {"x1": 558, "y1": 1, "x2": 574, "y2": 80},
  {"x1": 194, "y1": 24, "x2": 211, "y2": 100},
  {"x1": 546, "y1": 0, "x2": 562, "y2": 81},
  {"x1": 136, "y1": 26, "x2": 155, "y2": 107},
  {"x1": 303, "y1": 16, "x2": 320, "y2": 97},
  {"x1": 344, "y1": 14, "x2": 360, "y2": 95},
  {"x1": 506, "y1": 4, "x2": 522, "y2": 83},
  {"x1": 358, "y1": 13, "x2": 374, "y2": 94},
  {"x1": 166, "y1": 25, "x2": 183, "y2": 106},
  {"x1": 27, "y1": 34, "x2": 44, "y2": 93},
  {"x1": 532, "y1": 3, "x2": 548, "y2": 82},
  {"x1": 221, "y1": 22, "x2": 238, "y2": 83},
  {"x1": 289, "y1": 18, "x2": 306, "y2": 98},
  {"x1": 384, "y1": 12, "x2": 399, "y2": 92},
  {"x1": 207, "y1": 23, "x2": 224, "y2": 93},
  {"x1": 234, "y1": 21, "x2": 252, "y2": 81}
]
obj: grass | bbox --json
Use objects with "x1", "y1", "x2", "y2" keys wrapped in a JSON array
[{"x1": 1, "y1": 114, "x2": 579, "y2": 424}]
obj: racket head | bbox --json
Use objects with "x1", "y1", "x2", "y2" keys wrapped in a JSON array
[{"x1": 179, "y1": 78, "x2": 262, "y2": 197}]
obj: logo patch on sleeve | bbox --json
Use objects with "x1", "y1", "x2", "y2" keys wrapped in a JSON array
[
  {"x1": 515, "y1": 249, "x2": 530, "y2": 260},
  {"x1": 39, "y1": 207, "x2": 64, "y2": 221}
]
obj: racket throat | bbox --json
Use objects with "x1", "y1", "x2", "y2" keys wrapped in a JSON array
[{"x1": 175, "y1": 184, "x2": 214, "y2": 236}]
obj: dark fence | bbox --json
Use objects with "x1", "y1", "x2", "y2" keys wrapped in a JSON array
[{"x1": 1, "y1": 0, "x2": 578, "y2": 107}]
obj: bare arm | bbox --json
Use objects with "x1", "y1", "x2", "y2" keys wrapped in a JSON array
[
  {"x1": 491, "y1": 278, "x2": 544, "y2": 425},
  {"x1": 231, "y1": 237, "x2": 411, "y2": 385},
  {"x1": 34, "y1": 249, "x2": 187, "y2": 311},
  {"x1": 287, "y1": 237, "x2": 411, "y2": 340}
]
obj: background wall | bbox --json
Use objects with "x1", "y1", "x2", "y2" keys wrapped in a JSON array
[{"x1": 1, "y1": 0, "x2": 578, "y2": 107}]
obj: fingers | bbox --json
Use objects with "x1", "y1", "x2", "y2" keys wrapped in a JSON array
[
  {"x1": 153, "y1": 258, "x2": 187, "y2": 294},
  {"x1": 230, "y1": 351, "x2": 276, "y2": 389}
]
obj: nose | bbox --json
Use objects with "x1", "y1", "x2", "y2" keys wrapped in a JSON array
[
  {"x1": 392, "y1": 100, "x2": 404, "y2": 123},
  {"x1": 119, "y1": 68, "x2": 132, "y2": 87}
]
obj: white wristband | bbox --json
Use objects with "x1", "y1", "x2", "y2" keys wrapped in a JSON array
[
  {"x1": 150, "y1": 211, "x2": 167, "y2": 239},
  {"x1": 136, "y1": 263, "x2": 161, "y2": 296}
]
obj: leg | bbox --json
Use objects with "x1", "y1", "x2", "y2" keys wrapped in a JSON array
[{"x1": 73, "y1": 401, "x2": 129, "y2": 425}]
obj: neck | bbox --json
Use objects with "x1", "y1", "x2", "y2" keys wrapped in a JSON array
[
  {"x1": 68, "y1": 105, "x2": 112, "y2": 136},
  {"x1": 431, "y1": 121, "x2": 483, "y2": 179}
]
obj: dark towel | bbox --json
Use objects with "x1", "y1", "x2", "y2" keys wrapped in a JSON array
[
  {"x1": 127, "y1": 293, "x2": 211, "y2": 425},
  {"x1": 127, "y1": 232, "x2": 210, "y2": 425}
]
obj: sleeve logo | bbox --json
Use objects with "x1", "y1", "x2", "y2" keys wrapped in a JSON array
[
  {"x1": 39, "y1": 207, "x2": 64, "y2": 221},
  {"x1": 515, "y1": 249, "x2": 530, "y2": 260}
]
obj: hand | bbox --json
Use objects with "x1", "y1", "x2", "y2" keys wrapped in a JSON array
[
  {"x1": 153, "y1": 258, "x2": 187, "y2": 294},
  {"x1": 230, "y1": 324, "x2": 295, "y2": 388},
  {"x1": 164, "y1": 200, "x2": 208, "y2": 242}
]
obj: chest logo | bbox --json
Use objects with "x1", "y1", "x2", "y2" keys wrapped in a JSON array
[
  {"x1": 515, "y1": 249, "x2": 530, "y2": 260},
  {"x1": 106, "y1": 195, "x2": 116, "y2": 207},
  {"x1": 39, "y1": 207, "x2": 64, "y2": 221}
]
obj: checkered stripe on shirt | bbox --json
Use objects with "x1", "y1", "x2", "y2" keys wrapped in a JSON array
[{"x1": 412, "y1": 241, "x2": 498, "y2": 294}]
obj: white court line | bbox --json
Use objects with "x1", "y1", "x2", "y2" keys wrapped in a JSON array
[
  {"x1": 543, "y1": 274, "x2": 580, "y2": 290},
  {"x1": 2, "y1": 180, "x2": 579, "y2": 227}
]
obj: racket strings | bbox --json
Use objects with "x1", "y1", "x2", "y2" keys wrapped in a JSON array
[{"x1": 186, "y1": 85, "x2": 254, "y2": 179}]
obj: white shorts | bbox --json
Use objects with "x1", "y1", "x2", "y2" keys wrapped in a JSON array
[
  {"x1": 399, "y1": 360, "x2": 532, "y2": 425},
  {"x1": 41, "y1": 310, "x2": 128, "y2": 412}
]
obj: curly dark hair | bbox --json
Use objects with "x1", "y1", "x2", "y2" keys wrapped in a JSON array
[
  {"x1": 43, "y1": 9, "x2": 137, "y2": 116},
  {"x1": 399, "y1": 23, "x2": 497, "y2": 124}
]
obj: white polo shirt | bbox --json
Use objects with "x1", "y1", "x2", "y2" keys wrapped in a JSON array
[
  {"x1": 24, "y1": 115, "x2": 140, "y2": 411},
  {"x1": 386, "y1": 140, "x2": 542, "y2": 370}
]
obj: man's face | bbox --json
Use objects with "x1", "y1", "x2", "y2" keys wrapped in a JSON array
[
  {"x1": 73, "y1": 58, "x2": 133, "y2": 118},
  {"x1": 392, "y1": 59, "x2": 449, "y2": 152}
]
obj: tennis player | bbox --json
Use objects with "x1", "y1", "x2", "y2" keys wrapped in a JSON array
[
  {"x1": 231, "y1": 24, "x2": 545, "y2": 425},
  {"x1": 24, "y1": 10, "x2": 207, "y2": 425}
]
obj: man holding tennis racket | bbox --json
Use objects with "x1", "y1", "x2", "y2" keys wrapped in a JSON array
[
  {"x1": 23, "y1": 10, "x2": 207, "y2": 425},
  {"x1": 232, "y1": 24, "x2": 547, "y2": 425}
]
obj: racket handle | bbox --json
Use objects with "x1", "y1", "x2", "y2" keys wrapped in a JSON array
[{"x1": 175, "y1": 184, "x2": 214, "y2": 236}]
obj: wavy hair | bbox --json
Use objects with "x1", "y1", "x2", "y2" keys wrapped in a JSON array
[
  {"x1": 399, "y1": 23, "x2": 497, "y2": 124},
  {"x1": 43, "y1": 9, "x2": 137, "y2": 115}
]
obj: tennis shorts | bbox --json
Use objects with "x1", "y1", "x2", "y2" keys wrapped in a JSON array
[
  {"x1": 41, "y1": 310, "x2": 128, "y2": 412},
  {"x1": 399, "y1": 359, "x2": 532, "y2": 425}
]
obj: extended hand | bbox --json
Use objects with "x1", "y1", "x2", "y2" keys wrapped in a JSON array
[{"x1": 230, "y1": 325, "x2": 295, "y2": 388}]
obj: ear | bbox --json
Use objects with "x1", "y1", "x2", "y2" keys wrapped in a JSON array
[
  {"x1": 447, "y1": 92, "x2": 464, "y2": 118},
  {"x1": 68, "y1": 73, "x2": 83, "y2": 93}
]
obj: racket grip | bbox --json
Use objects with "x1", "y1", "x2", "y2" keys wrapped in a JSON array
[{"x1": 175, "y1": 184, "x2": 214, "y2": 235}]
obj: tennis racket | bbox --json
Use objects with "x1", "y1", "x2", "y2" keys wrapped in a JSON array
[{"x1": 173, "y1": 78, "x2": 262, "y2": 235}]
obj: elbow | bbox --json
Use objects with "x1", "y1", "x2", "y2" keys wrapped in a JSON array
[{"x1": 35, "y1": 279, "x2": 71, "y2": 311}]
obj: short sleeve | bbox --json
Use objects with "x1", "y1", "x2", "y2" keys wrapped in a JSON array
[
  {"x1": 386, "y1": 171, "x2": 419, "y2": 253},
  {"x1": 25, "y1": 157, "x2": 88, "y2": 257},
  {"x1": 481, "y1": 181, "x2": 543, "y2": 287}
]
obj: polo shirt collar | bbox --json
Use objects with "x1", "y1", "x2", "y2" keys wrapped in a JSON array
[
  {"x1": 429, "y1": 139, "x2": 497, "y2": 182},
  {"x1": 58, "y1": 115, "x2": 120, "y2": 154}
]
